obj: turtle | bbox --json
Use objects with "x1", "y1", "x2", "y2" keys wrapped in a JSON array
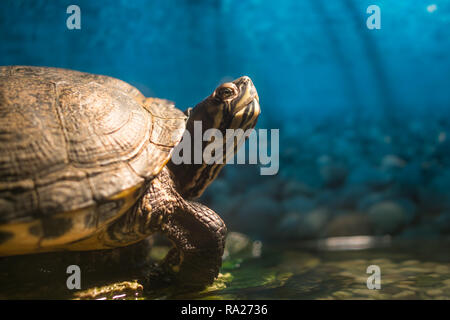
[{"x1": 0, "y1": 66, "x2": 260, "y2": 288}]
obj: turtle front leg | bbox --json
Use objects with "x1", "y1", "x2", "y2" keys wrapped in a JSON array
[
  {"x1": 134, "y1": 167, "x2": 227, "y2": 288},
  {"x1": 151, "y1": 200, "x2": 227, "y2": 288}
]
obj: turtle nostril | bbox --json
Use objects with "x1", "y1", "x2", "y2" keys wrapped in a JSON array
[{"x1": 236, "y1": 76, "x2": 250, "y2": 87}]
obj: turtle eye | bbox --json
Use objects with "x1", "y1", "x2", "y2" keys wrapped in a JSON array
[{"x1": 214, "y1": 83, "x2": 238, "y2": 101}]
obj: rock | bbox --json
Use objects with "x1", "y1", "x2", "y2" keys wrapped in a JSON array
[
  {"x1": 395, "y1": 198, "x2": 417, "y2": 224},
  {"x1": 399, "y1": 224, "x2": 439, "y2": 239},
  {"x1": 207, "y1": 178, "x2": 230, "y2": 196},
  {"x1": 277, "y1": 208, "x2": 329, "y2": 239},
  {"x1": 207, "y1": 178, "x2": 284, "y2": 222},
  {"x1": 367, "y1": 201, "x2": 410, "y2": 235},
  {"x1": 314, "y1": 184, "x2": 370, "y2": 211},
  {"x1": 280, "y1": 163, "x2": 322, "y2": 189},
  {"x1": 347, "y1": 165, "x2": 392, "y2": 190},
  {"x1": 277, "y1": 214, "x2": 301, "y2": 237},
  {"x1": 222, "y1": 165, "x2": 264, "y2": 194},
  {"x1": 317, "y1": 154, "x2": 332, "y2": 166},
  {"x1": 223, "y1": 232, "x2": 251, "y2": 258},
  {"x1": 201, "y1": 178, "x2": 230, "y2": 204},
  {"x1": 282, "y1": 195, "x2": 315, "y2": 214},
  {"x1": 419, "y1": 169, "x2": 450, "y2": 212},
  {"x1": 234, "y1": 196, "x2": 280, "y2": 237},
  {"x1": 432, "y1": 213, "x2": 450, "y2": 234},
  {"x1": 438, "y1": 131, "x2": 446, "y2": 144},
  {"x1": 245, "y1": 179, "x2": 284, "y2": 200},
  {"x1": 332, "y1": 184, "x2": 371, "y2": 210},
  {"x1": 207, "y1": 190, "x2": 244, "y2": 221},
  {"x1": 432, "y1": 139, "x2": 450, "y2": 165},
  {"x1": 395, "y1": 162, "x2": 422, "y2": 184},
  {"x1": 357, "y1": 193, "x2": 388, "y2": 212},
  {"x1": 434, "y1": 265, "x2": 450, "y2": 274},
  {"x1": 319, "y1": 163, "x2": 348, "y2": 189},
  {"x1": 392, "y1": 290, "x2": 417, "y2": 299},
  {"x1": 426, "y1": 289, "x2": 443, "y2": 296},
  {"x1": 324, "y1": 213, "x2": 372, "y2": 237},
  {"x1": 332, "y1": 291, "x2": 353, "y2": 299},
  {"x1": 391, "y1": 162, "x2": 423, "y2": 198},
  {"x1": 281, "y1": 179, "x2": 316, "y2": 199},
  {"x1": 334, "y1": 138, "x2": 359, "y2": 161},
  {"x1": 314, "y1": 190, "x2": 335, "y2": 207},
  {"x1": 381, "y1": 154, "x2": 406, "y2": 170}
]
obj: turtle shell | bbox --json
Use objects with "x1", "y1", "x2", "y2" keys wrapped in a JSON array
[{"x1": 0, "y1": 66, "x2": 186, "y2": 253}]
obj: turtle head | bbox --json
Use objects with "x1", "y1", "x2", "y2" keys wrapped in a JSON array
[
  {"x1": 193, "y1": 76, "x2": 260, "y2": 132},
  {"x1": 169, "y1": 76, "x2": 260, "y2": 199}
]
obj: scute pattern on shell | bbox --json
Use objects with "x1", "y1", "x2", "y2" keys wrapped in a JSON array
[{"x1": 0, "y1": 66, "x2": 186, "y2": 224}]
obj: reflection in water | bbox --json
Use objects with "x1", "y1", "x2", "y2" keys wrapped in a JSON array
[{"x1": 315, "y1": 235, "x2": 392, "y2": 251}]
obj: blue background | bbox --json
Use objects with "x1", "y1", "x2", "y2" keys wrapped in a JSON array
[
  {"x1": 1, "y1": 0, "x2": 449, "y2": 123},
  {"x1": 1, "y1": 0, "x2": 450, "y2": 239}
]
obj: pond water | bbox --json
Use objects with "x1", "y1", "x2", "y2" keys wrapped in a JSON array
[{"x1": 1, "y1": 234, "x2": 449, "y2": 300}]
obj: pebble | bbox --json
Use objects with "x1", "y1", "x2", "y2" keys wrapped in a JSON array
[
  {"x1": 351, "y1": 289, "x2": 374, "y2": 295},
  {"x1": 396, "y1": 284, "x2": 419, "y2": 291},
  {"x1": 434, "y1": 265, "x2": 449, "y2": 274},
  {"x1": 224, "y1": 232, "x2": 251, "y2": 256},
  {"x1": 401, "y1": 260, "x2": 421, "y2": 266},
  {"x1": 367, "y1": 201, "x2": 409, "y2": 234},
  {"x1": 281, "y1": 180, "x2": 316, "y2": 198},
  {"x1": 282, "y1": 196, "x2": 315, "y2": 214},
  {"x1": 400, "y1": 267, "x2": 428, "y2": 274},
  {"x1": 347, "y1": 165, "x2": 391, "y2": 189},
  {"x1": 426, "y1": 289, "x2": 443, "y2": 296},
  {"x1": 434, "y1": 213, "x2": 450, "y2": 233},
  {"x1": 234, "y1": 197, "x2": 280, "y2": 237},
  {"x1": 278, "y1": 208, "x2": 329, "y2": 239},
  {"x1": 319, "y1": 164, "x2": 348, "y2": 188},
  {"x1": 370, "y1": 258, "x2": 392, "y2": 265},
  {"x1": 332, "y1": 291, "x2": 352, "y2": 299},
  {"x1": 204, "y1": 115, "x2": 450, "y2": 241},
  {"x1": 381, "y1": 154, "x2": 406, "y2": 169},
  {"x1": 324, "y1": 213, "x2": 372, "y2": 237},
  {"x1": 392, "y1": 290, "x2": 417, "y2": 299}
]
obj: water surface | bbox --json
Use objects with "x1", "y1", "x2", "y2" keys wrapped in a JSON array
[{"x1": 1, "y1": 235, "x2": 448, "y2": 300}]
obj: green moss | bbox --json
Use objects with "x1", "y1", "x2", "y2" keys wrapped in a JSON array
[{"x1": 73, "y1": 281, "x2": 143, "y2": 300}]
